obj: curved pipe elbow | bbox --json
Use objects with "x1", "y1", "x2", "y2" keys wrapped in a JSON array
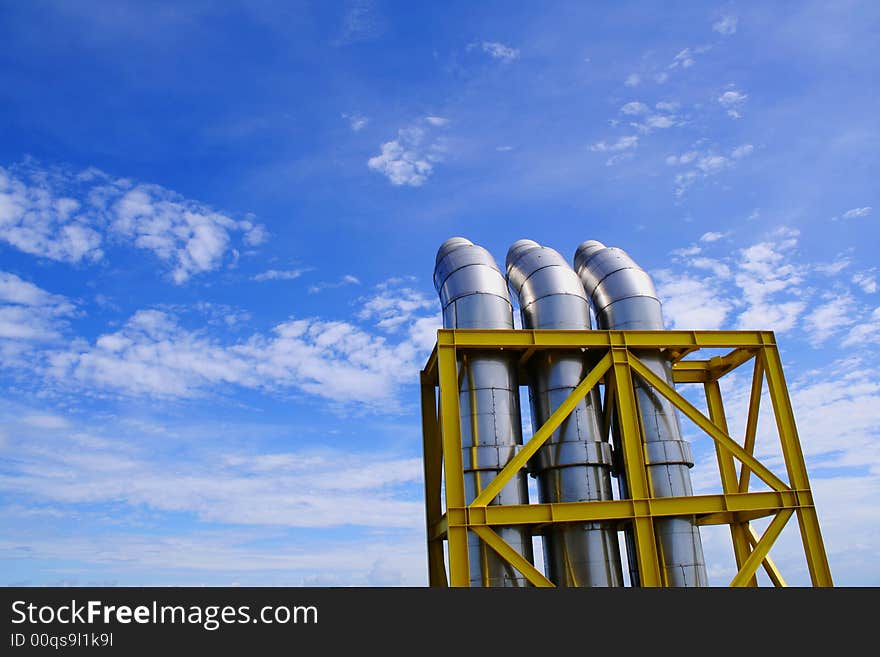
[
  {"x1": 573, "y1": 240, "x2": 664, "y2": 330},
  {"x1": 506, "y1": 240, "x2": 592, "y2": 330},
  {"x1": 434, "y1": 237, "x2": 513, "y2": 329}
]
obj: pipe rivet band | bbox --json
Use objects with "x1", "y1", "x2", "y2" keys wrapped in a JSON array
[
  {"x1": 645, "y1": 440, "x2": 694, "y2": 467},
  {"x1": 462, "y1": 444, "x2": 521, "y2": 472},
  {"x1": 530, "y1": 441, "x2": 614, "y2": 472}
]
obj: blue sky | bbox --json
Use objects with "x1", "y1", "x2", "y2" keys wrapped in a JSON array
[{"x1": 0, "y1": 1, "x2": 877, "y2": 586}]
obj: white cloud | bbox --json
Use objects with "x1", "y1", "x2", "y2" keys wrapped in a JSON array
[
  {"x1": 358, "y1": 283, "x2": 436, "y2": 332},
  {"x1": 671, "y1": 244, "x2": 701, "y2": 257},
  {"x1": 853, "y1": 272, "x2": 877, "y2": 293},
  {"x1": 22, "y1": 414, "x2": 69, "y2": 430},
  {"x1": 0, "y1": 416, "x2": 423, "y2": 530},
  {"x1": 38, "y1": 279, "x2": 438, "y2": 407},
  {"x1": 251, "y1": 268, "x2": 310, "y2": 282},
  {"x1": 655, "y1": 101, "x2": 680, "y2": 112},
  {"x1": 712, "y1": 15, "x2": 738, "y2": 36},
  {"x1": 671, "y1": 144, "x2": 753, "y2": 196},
  {"x1": 0, "y1": 271, "x2": 75, "y2": 345},
  {"x1": 620, "y1": 101, "x2": 649, "y2": 115},
  {"x1": 0, "y1": 166, "x2": 103, "y2": 263},
  {"x1": 665, "y1": 227, "x2": 817, "y2": 335},
  {"x1": 590, "y1": 135, "x2": 638, "y2": 153},
  {"x1": 645, "y1": 114, "x2": 676, "y2": 129},
  {"x1": 718, "y1": 89, "x2": 748, "y2": 119},
  {"x1": 368, "y1": 126, "x2": 441, "y2": 186},
  {"x1": 625, "y1": 73, "x2": 641, "y2": 87},
  {"x1": 654, "y1": 71, "x2": 669, "y2": 84},
  {"x1": 112, "y1": 187, "x2": 235, "y2": 284},
  {"x1": 814, "y1": 257, "x2": 851, "y2": 275},
  {"x1": 804, "y1": 295, "x2": 857, "y2": 345},
  {"x1": 343, "y1": 112, "x2": 369, "y2": 131},
  {"x1": 731, "y1": 144, "x2": 754, "y2": 158},
  {"x1": 839, "y1": 206, "x2": 872, "y2": 220},
  {"x1": 842, "y1": 307, "x2": 880, "y2": 346},
  {"x1": 481, "y1": 41, "x2": 519, "y2": 62},
  {"x1": 699, "y1": 231, "x2": 731, "y2": 243},
  {"x1": 671, "y1": 48, "x2": 695, "y2": 69},
  {"x1": 0, "y1": 163, "x2": 266, "y2": 283},
  {"x1": 308, "y1": 275, "x2": 360, "y2": 294},
  {"x1": 736, "y1": 300, "x2": 806, "y2": 332},
  {"x1": 424, "y1": 116, "x2": 449, "y2": 127},
  {"x1": 733, "y1": 230, "x2": 807, "y2": 332},
  {"x1": 690, "y1": 257, "x2": 732, "y2": 278},
  {"x1": 655, "y1": 272, "x2": 734, "y2": 329},
  {"x1": 667, "y1": 151, "x2": 699, "y2": 166}
]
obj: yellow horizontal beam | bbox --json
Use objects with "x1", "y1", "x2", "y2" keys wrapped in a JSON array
[
  {"x1": 457, "y1": 490, "x2": 803, "y2": 527},
  {"x1": 435, "y1": 328, "x2": 774, "y2": 351},
  {"x1": 430, "y1": 516, "x2": 448, "y2": 541}
]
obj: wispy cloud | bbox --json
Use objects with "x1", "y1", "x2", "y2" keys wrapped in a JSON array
[
  {"x1": 669, "y1": 144, "x2": 754, "y2": 197},
  {"x1": 590, "y1": 135, "x2": 639, "y2": 166},
  {"x1": 853, "y1": 271, "x2": 877, "y2": 294},
  {"x1": 0, "y1": 162, "x2": 266, "y2": 283},
  {"x1": 699, "y1": 231, "x2": 731, "y2": 243},
  {"x1": 480, "y1": 41, "x2": 519, "y2": 63},
  {"x1": 252, "y1": 268, "x2": 310, "y2": 282},
  {"x1": 718, "y1": 89, "x2": 748, "y2": 119},
  {"x1": 832, "y1": 206, "x2": 872, "y2": 221},
  {"x1": 342, "y1": 112, "x2": 369, "y2": 131},
  {"x1": 712, "y1": 15, "x2": 738, "y2": 36},
  {"x1": 308, "y1": 274, "x2": 360, "y2": 295},
  {"x1": 0, "y1": 271, "x2": 76, "y2": 347},
  {"x1": 620, "y1": 101, "x2": 649, "y2": 115},
  {"x1": 333, "y1": 0, "x2": 385, "y2": 46},
  {"x1": 358, "y1": 280, "x2": 437, "y2": 333}
]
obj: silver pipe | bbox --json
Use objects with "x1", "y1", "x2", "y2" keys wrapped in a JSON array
[
  {"x1": 434, "y1": 237, "x2": 534, "y2": 587},
  {"x1": 506, "y1": 240, "x2": 623, "y2": 587},
  {"x1": 574, "y1": 240, "x2": 708, "y2": 587}
]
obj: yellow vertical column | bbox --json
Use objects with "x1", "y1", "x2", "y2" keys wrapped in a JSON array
[
  {"x1": 610, "y1": 345, "x2": 662, "y2": 587},
  {"x1": 437, "y1": 335, "x2": 470, "y2": 586},
  {"x1": 420, "y1": 371, "x2": 447, "y2": 587},
  {"x1": 760, "y1": 339, "x2": 833, "y2": 586}
]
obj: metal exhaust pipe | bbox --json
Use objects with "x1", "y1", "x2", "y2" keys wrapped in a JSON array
[
  {"x1": 506, "y1": 239, "x2": 623, "y2": 586},
  {"x1": 434, "y1": 237, "x2": 535, "y2": 586},
  {"x1": 574, "y1": 240, "x2": 708, "y2": 587}
]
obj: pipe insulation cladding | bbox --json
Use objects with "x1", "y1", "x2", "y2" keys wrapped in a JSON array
[
  {"x1": 433, "y1": 237, "x2": 535, "y2": 587},
  {"x1": 506, "y1": 239, "x2": 624, "y2": 587},
  {"x1": 574, "y1": 240, "x2": 708, "y2": 587}
]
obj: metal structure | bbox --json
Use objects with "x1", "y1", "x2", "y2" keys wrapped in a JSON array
[
  {"x1": 506, "y1": 240, "x2": 622, "y2": 586},
  {"x1": 574, "y1": 240, "x2": 707, "y2": 586},
  {"x1": 422, "y1": 237, "x2": 833, "y2": 587}
]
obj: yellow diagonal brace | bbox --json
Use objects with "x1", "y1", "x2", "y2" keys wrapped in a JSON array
[
  {"x1": 739, "y1": 356, "x2": 764, "y2": 492},
  {"x1": 730, "y1": 509, "x2": 793, "y2": 587},
  {"x1": 470, "y1": 352, "x2": 613, "y2": 507},
  {"x1": 627, "y1": 353, "x2": 790, "y2": 493},
  {"x1": 471, "y1": 525, "x2": 555, "y2": 587},
  {"x1": 747, "y1": 525, "x2": 787, "y2": 587}
]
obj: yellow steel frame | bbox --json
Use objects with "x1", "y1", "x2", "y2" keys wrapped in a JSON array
[{"x1": 420, "y1": 329, "x2": 833, "y2": 587}]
